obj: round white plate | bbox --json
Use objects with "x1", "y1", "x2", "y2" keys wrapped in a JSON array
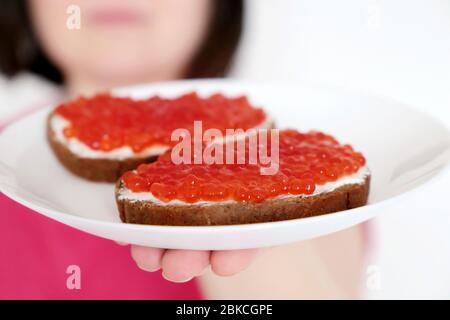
[{"x1": 0, "y1": 80, "x2": 449, "y2": 250}]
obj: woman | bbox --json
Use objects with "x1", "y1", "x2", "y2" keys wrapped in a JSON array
[{"x1": 0, "y1": 0, "x2": 365, "y2": 299}]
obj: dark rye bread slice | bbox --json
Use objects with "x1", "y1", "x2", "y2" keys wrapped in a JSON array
[
  {"x1": 47, "y1": 113, "x2": 159, "y2": 182},
  {"x1": 115, "y1": 175, "x2": 370, "y2": 226}
]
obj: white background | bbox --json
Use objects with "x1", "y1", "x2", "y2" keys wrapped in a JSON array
[{"x1": 233, "y1": 0, "x2": 450, "y2": 299}]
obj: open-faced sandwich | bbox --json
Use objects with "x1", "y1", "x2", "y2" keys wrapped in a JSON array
[
  {"x1": 47, "y1": 92, "x2": 272, "y2": 182},
  {"x1": 116, "y1": 130, "x2": 370, "y2": 226}
]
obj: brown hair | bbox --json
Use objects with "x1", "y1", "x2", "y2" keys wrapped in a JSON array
[{"x1": 0, "y1": 0, "x2": 244, "y2": 83}]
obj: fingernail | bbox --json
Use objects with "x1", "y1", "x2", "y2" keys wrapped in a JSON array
[
  {"x1": 138, "y1": 265, "x2": 161, "y2": 273},
  {"x1": 162, "y1": 272, "x2": 193, "y2": 283}
]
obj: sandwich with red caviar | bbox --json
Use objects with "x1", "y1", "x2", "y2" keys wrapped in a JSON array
[
  {"x1": 47, "y1": 92, "x2": 272, "y2": 182},
  {"x1": 116, "y1": 130, "x2": 370, "y2": 226}
]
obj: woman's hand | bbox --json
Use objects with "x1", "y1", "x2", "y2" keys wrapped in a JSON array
[{"x1": 130, "y1": 246, "x2": 260, "y2": 283}]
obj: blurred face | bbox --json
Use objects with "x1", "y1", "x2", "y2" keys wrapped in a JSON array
[{"x1": 29, "y1": 0, "x2": 212, "y2": 90}]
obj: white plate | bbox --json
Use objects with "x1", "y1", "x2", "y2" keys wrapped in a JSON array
[{"x1": 1, "y1": 80, "x2": 449, "y2": 250}]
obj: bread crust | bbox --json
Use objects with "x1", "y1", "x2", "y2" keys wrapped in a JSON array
[
  {"x1": 47, "y1": 113, "x2": 158, "y2": 182},
  {"x1": 115, "y1": 176, "x2": 370, "y2": 226}
]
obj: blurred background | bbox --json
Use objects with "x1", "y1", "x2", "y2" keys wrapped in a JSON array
[{"x1": 1, "y1": 0, "x2": 449, "y2": 299}]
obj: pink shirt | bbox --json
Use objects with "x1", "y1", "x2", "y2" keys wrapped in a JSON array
[
  {"x1": 0, "y1": 193, "x2": 202, "y2": 300},
  {"x1": 0, "y1": 110, "x2": 202, "y2": 299}
]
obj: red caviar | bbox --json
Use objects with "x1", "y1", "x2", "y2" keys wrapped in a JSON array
[
  {"x1": 122, "y1": 130, "x2": 366, "y2": 203},
  {"x1": 55, "y1": 92, "x2": 266, "y2": 152}
]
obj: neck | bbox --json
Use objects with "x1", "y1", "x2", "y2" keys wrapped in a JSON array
[{"x1": 65, "y1": 77, "x2": 108, "y2": 98}]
